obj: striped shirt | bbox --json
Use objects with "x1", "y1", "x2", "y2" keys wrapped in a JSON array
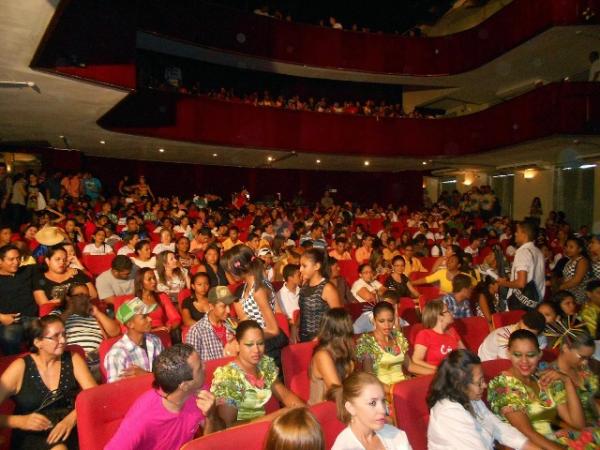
[
  {"x1": 64, "y1": 314, "x2": 104, "y2": 363},
  {"x1": 104, "y1": 333, "x2": 164, "y2": 383}
]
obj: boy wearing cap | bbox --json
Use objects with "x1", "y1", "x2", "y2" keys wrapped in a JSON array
[
  {"x1": 104, "y1": 298, "x2": 164, "y2": 383},
  {"x1": 186, "y1": 286, "x2": 235, "y2": 361}
]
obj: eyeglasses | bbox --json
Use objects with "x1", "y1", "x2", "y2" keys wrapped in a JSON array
[{"x1": 43, "y1": 332, "x2": 67, "y2": 342}]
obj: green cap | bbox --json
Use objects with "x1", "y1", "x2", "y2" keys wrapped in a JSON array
[
  {"x1": 116, "y1": 297, "x2": 157, "y2": 324},
  {"x1": 208, "y1": 286, "x2": 237, "y2": 305}
]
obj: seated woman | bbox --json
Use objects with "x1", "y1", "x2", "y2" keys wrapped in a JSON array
[
  {"x1": 0, "y1": 316, "x2": 96, "y2": 450},
  {"x1": 411, "y1": 299, "x2": 465, "y2": 376},
  {"x1": 130, "y1": 239, "x2": 156, "y2": 269},
  {"x1": 62, "y1": 242, "x2": 85, "y2": 272},
  {"x1": 543, "y1": 322, "x2": 598, "y2": 427},
  {"x1": 472, "y1": 275, "x2": 502, "y2": 328},
  {"x1": 82, "y1": 228, "x2": 114, "y2": 256},
  {"x1": 154, "y1": 250, "x2": 190, "y2": 304},
  {"x1": 488, "y1": 329, "x2": 599, "y2": 450},
  {"x1": 330, "y1": 372, "x2": 411, "y2": 450},
  {"x1": 135, "y1": 267, "x2": 181, "y2": 333},
  {"x1": 384, "y1": 256, "x2": 419, "y2": 299},
  {"x1": 175, "y1": 236, "x2": 197, "y2": 270},
  {"x1": 181, "y1": 272, "x2": 211, "y2": 328},
  {"x1": 427, "y1": 349, "x2": 536, "y2": 450},
  {"x1": 553, "y1": 290, "x2": 582, "y2": 325},
  {"x1": 350, "y1": 264, "x2": 386, "y2": 304},
  {"x1": 34, "y1": 245, "x2": 98, "y2": 307},
  {"x1": 412, "y1": 254, "x2": 468, "y2": 294},
  {"x1": 309, "y1": 308, "x2": 355, "y2": 405},
  {"x1": 196, "y1": 244, "x2": 229, "y2": 288},
  {"x1": 152, "y1": 229, "x2": 175, "y2": 255},
  {"x1": 559, "y1": 237, "x2": 592, "y2": 305},
  {"x1": 211, "y1": 320, "x2": 304, "y2": 427},
  {"x1": 356, "y1": 302, "x2": 413, "y2": 391},
  {"x1": 61, "y1": 283, "x2": 120, "y2": 380}
]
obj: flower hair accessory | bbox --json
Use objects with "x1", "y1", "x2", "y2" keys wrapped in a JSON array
[{"x1": 545, "y1": 317, "x2": 588, "y2": 349}]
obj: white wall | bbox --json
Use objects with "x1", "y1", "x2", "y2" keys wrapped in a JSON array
[
  {"x1": 512, "y1": 169, "x2": 554, "y2": 223},
  {"x1": 593, "y1": 164, "x2": 600, "y2": 233}
]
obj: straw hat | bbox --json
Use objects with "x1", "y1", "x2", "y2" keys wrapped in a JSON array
[{"x1": 34, "y1": 226, "x2": 65, "y2": 246}]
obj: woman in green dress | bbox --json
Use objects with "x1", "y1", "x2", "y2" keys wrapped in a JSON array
[
  {"x1": 488, "y1": 329, "x2": 599, "y2": 450},
  {"x1": 211, "y1": 320, "x2": 304, "y2": 427},
  {"x1": 543, "y1": 321, "x2": 598, "y2": 426}
]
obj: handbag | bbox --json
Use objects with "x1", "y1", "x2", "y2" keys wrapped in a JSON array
[{"x1": 507, "y1": 248, "x2": 540, "y2": 311}]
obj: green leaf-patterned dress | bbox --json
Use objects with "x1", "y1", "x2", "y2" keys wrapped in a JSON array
[{"x1": 355, "y1": 330, "x2": 409, "y2": 385}]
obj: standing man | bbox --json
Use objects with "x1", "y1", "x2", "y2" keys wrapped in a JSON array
[{"x1": 497, "y1": 221, "x2": 545, "y2": 311}]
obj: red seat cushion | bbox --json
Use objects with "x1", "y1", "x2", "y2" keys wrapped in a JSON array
[
  {"x1": 81, "y1": 254, "x2": 116, "y2": 278},
  {"x1": 491, "y1": 310, "x2": 525, "y2": 329},
  {"x1": 182, "y1": 421, "x2": 271, "y2": 450},
  {"x1": 453, "y1": 317, "x2": 490, "y2": 353},
  {"x1": 310, "y1": 401, "x2": 346, "y2": 449},
  {"x1": 393, "y1": 374, "x2": 433, "y2": 450},
  {"x1": 76, "y1": 373, "x2": 154, "y2": 450}
]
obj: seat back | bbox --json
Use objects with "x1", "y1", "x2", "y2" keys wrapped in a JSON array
[
  {"x1": 81, "y1": 254, "x2": 116, "y2": 278},
  {"x1": 76, "y1": 373, "x2": 154, "y2": 450},
  {"x1": 345, "y1": 302, "x2": 366, "y2": 322},
  {"x1": 420, "y1": 257, "x2": 437, "y2": 272},
  {"x1": 178, "y1": 288, "x2": 192, "y2": 308},
  {"x1": 491, "y1": 310, "x2": 525, "y2": 329},
  {"x1": 281, "y1": 341, "x2": 317, "y2": 390},
  {"x1": 393, "y1": 374, "x2": 433, "y2": 450},
  {"x1": 397, "y1": 298, "x2": 419, "y2": 325},
  {"x1": 275, "y1": 312, "x2": 290, "y2": 338},
  {"x1": 98, "y1": 335, "x2": 123, "y2": 382},
  {"x1": 182, "y1": 420, "x2": 271, "y2": 450},
  {"x1": 337, "y1": 259, "x2": 359, "y2": 285},
  {"x1": 453, "y1": 317, "x2": 490, "y2": 353},
  {"x1": 310, "y1": 401, "x2": 346, "y2": 449},
  {"x1": 402, "y1": 323, "x2": 424, "y2": 350},
  {"x1": 289, "y1": 369, "x2": 311, "y2": 402}
]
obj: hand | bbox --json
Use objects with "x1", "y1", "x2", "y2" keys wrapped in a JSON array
[
  {"x1": 0, "y1": 313, "x2": 20, "y2": 326},
  {"x1": 46, "y1": 415, "x2": 75, "y2": 444},
  {"x1": 120, "y1": 366, "x2": 149, "y2": 378},
  {"x1": 196, "y1": 390, "x2": 216, "y2": 417},
  {"x1": 17, "y1": 413, "x2": 52, "y2": 431},
  {"x1": 89, "y1": 305, "x2": 99, "y2": 317},
  {"x1": 152, "y1": 326, "x2": 170, "y2": 333},
  {"x1": 538, "y1": 369, "x2": 569, "y2": 388}
]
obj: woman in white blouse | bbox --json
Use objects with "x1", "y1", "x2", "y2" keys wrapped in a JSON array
[
  {"x1": 331, "y1": 372, "x2": 412, "y2": 450},
  {"x1": 351, "y1": 263, "x2": 386, "y2": 303},
  {"x1": 427, "y1": 349, "x2": 538, "y2": 450}
]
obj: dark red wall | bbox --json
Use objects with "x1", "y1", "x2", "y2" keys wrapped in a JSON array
[{"x1": 85, "y1": 156, "x2": 423, "y2": 209}]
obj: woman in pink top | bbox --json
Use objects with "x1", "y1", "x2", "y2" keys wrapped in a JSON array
[{"x1": 411, "y1": 299, "x2": 465, "y2": 375}]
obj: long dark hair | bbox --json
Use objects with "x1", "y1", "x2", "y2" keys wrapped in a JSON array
[
  {"x1": 301, "y1": 248, "x2": 330, "y2": 279},
  {"x1": 427, "y1": 349, "x2": 481, "y2": 416},
  {"x1": 313, "y1": 308, "x2": 354, "y2": 382},
  {"x1": 221, "y1": 244, "x2": 267, "y2": 289}
]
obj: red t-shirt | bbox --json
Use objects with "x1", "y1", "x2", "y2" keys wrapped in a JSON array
[
  {"x1": 212, "y1": 323, "x2": 227, "y2": 347},
  {"x1": 414, "y1": 327, "x2": 460, "y2": 366}
]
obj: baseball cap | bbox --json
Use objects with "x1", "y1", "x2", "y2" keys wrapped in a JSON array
[
  {"x1": 116, "y1": 297, "x2": 157, "y2": 324},
  {"x1": 208, "y1": 286, "x2": 236, "y2": 305}
]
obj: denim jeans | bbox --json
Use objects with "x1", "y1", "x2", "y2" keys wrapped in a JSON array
[{"x1": 0, "y1": 316, "x2": 36, "y2": 355}]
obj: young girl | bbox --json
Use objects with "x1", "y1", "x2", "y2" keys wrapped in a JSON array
[{"x1": 82, "y1": 229, "x2": 114, "y2": 255}]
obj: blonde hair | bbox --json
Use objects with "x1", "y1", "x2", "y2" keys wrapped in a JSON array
[
  {"x1": 422, "y1": 299, "x2": 445, "y2": 329},
  {"x1": 263, "y1": 407, "x2": 325, "y2": 450},
  {"x1": 329, "y1": 371, "x2": 383, "y2": 424}
]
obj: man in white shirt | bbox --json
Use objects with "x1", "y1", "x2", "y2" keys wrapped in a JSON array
[
  {"x1": 497, "y1": 221, "x2": 545, "y2": 310},
  {"x1": 463, "y1": 235, "x2": 481, "y2": 257},
  {"x1": 275, "y1": 264, "x2": 301, "y2": 320},
  {"x1": 478, "y1": 310, "x2": 547, "y2": 361},
  {"x1": 589, "y1": 51, "x2": 600, "y2": 81}
]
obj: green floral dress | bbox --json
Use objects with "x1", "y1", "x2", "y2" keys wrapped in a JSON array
[
  {"x1": 210, "y1": 356, "x2": 278, "y2": 422},
  {"x1": 355, "y1": 331, "x2": 409, "y2": 385},
  {"x1": 488, "y1": 374, "x2": 600, "y2": 449},
  {"x1": 544, "y1": 362, "x2": 599, "y2": 427}
]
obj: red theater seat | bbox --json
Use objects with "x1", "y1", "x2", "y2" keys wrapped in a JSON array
[
  {"x1": 182, "y1": 420, "x2": 271, "y2": 450},
  {"x1": 275, "y1": 312, "x2": 290, "y2": 338},
  {"x1": 81, "y1": 254, "x2": 115, "y2": 278},
  {"x1": 452, "y1": 317, "x2": 489, "y2": 353},
  {"x1": 393, "y1": 374, "x2": 433, "y2": 450},
  {"x1": 338, "y1": 259, "x2": 359, "y2": 285},
  {"x1": 345, "y1": 302, "x2": 366, "y2": 322},
  {"x1": 281, "y1": 341, "x2": 317, "y2": 401},
  {"x1": 76, "y1": 373, "x2": 154, "y2": 450},
  {"x1": 491, "y1": 310, "x2": 525, "y2": 329},
  {"x1": 311, "y1": 401, "x2": 346, "y2": 449},
  {"x1": 397, "y1": 297, "x2": 419, "y2": 325}
]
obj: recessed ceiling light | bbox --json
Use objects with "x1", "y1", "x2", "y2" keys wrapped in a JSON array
[
  {"x1": 267, "y1": 156, "x2": 273, "y2": 162},
  {"x1": 316, "y1": 159, "x2": 321, "y2": 164},
  {"x1": 364, "y1": 160, "x2": 370, "y2": 166},
  {"x1": 59, "y1": 135, "x2": 64, "y2": 139},
  {"x1": 99, "y1": 140, "x2": 106, "y2": 144},
  {"x1": 158, "y1": 148, "x2": 165, "y2": 153},
  {"x1": 212, "y1": 153, "x2": 218, "y2": 157},
  {"x1": 422, "y1": 161, "x2": 428, "y2": 165}
]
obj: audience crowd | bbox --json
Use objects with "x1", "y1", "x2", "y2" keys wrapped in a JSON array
[{"x1": 0, "y1": 162, "x2": 598, "y2": 449}]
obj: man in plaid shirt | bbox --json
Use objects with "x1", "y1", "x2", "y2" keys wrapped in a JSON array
[
  {"x1": 104, "y1": 298, "x2": 164, "y2": 382},
  {"x1": 441, "y1": 274, "x2": 473, "y2": 319},
  {"x1": 186, "y1": 286, "x2": 236, "y2": 361}
]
